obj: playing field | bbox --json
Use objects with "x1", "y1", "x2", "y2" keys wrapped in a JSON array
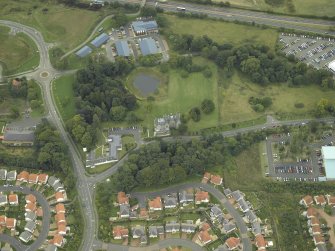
[
  {"x1": 0, "y1": 26, "x2": 39, "y2": 75},
  {"x1": 52, "y1": 74, "x2": 76, "y2": 122},
  {"x1": 0, "y1": 0, "x2": 101, "y2": 50},
  {"x1": 163, "y1": 14, "x2": 278, "y2": 49}
]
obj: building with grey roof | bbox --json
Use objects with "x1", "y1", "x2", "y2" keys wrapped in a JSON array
[
  {"x1": 252, "y1": 221, "x2": 262, "y2": 235},
  {"x1": 0, "y1": 194, "x2": 7, "y2": 206},
  {"x1": 163, "y1": 193, "x2": 178, "y2": 209},
  {"x1": 210, "y1": 205, "x2": 223, "y2": 220},
  {"x1": 140, "y1": 38, "x2": 158, "y2": 56},
  {"x1": 181, "y1": 221, "x2": 196, "y2": 233},
  {"x1": 24, "y1": 221, "x2": 36, "y2": 233},
  {"x1": 53, "y1": 182, "x2": 65, "y2": 192},
  {"x1": 221, "y1": 222, "x2": 236, "y2": 234},
  {"x1": 154, "y1": 113, "x2": 181, "y2": 137},
  {"x1": 245, "y1": 210, "x2": 257, "y2": 223},
  {"x1": 232, "y1": 190, "x2": 243, "y2": 202},
  {"x1": 140, "y1": 235, "x2": 147, "y2": 245},
  {"x1": 115, "y1": 40, "x2": 130, "y2": 57},
  {"x1": 91, "y1": 33, "x2": 109, "y2": 47},
  {"x1": 130, "y1": 210, "x2": 137, "y2": 219},
  {"x1": 149, "y1": 226, "x2": 158, "y2": 238},
  {"x1": 238, "y1": 198, "x2": 250, "y2": 213},
  {"x1": 165, "y1": 221, "x2": 180, "y2": 233},
  {"x1": 120, "y1": 204, "x2": 130, "y2": 218},
  {"x1": 132, "y1": 225, "x2": 146, "y2": 238},
  {"x1": 132, "y1": 20, "x2": 158, "y2": 35},
  {"x1": 75, "y1": 46, "x2": 92, "y2": 58},
  {"x1": 108, "y1": 134, "x2": 122, "y2": 160},
  {"x1": 0, "y1": 169, "x2": 7, "y2": 180},
  {"x1": 156, "y1": 225, "x2": 164, "y2": 235},
  {"x1": 179, "y1": 190, "x2": 194, "y2": 205},
  {"x1": 224, "y1": 188, "x2": 232, "y2": 197},
  {"x1": 25, "y1": 211, "x2": 37, "y2": 222},
  {"x1": 19, "y1": 230, "x2": 33, "y2": 243},
  {"x1": 6, "y1": 170, "x2": 17, "y2": 181},
  {"x1": 48, "y1": 176, "x2": 59, "y2": 187}
]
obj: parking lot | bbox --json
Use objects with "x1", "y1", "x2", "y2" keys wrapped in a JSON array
[{"x1": 279, "y1": 33, "x2": 335, "y2": 70}]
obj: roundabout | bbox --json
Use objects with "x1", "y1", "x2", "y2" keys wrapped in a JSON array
[{"x1": 40, "y1": 71, "x2": 49, "y2": 78}]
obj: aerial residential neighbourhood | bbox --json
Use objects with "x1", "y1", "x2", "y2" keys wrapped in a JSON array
[{"x1": 1, "y1": 0, "x2": 335, "y2": 250}]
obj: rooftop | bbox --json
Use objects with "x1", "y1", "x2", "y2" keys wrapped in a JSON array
[
  {"x1": 115, "y1": 40, "x2": 130, "y2": 57},
  {"x1": 91, "y1": 33, "x2": 109, "y2": 48},
  {"x1": 322, "y1": 146, "x2": 335, "y2": 159},
  {"x1": 75, "y1": 45, "x2": 92, "y2": 58},
  {"x1": 140, "y1": 38, "x2": 158, "y2": 56}
]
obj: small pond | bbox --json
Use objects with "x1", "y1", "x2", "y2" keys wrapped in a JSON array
[{"x1": 132, "y1": 73, "x2": 161, "y2": 97}]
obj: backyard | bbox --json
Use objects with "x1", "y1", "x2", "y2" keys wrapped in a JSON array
[{"x1": 0, "y1": 26, "x2": 39, "y2": 75}]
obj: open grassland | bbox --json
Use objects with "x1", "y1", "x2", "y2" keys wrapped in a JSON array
[
  {"x1": 0, "y1": 26, "x2": 39, "y2": 75},
  {"x1": 52, "y1": 74, "x2": 76, "y2": 122},
  {"x1": 0, "y1": 0, "x2": 102, "y2": 51},
  {"x1": 163, "y1": 14, "x2": 278, "y2": 49},
  {"x1": 219, "y1": 72, "x2": 335, "y2": 123}
]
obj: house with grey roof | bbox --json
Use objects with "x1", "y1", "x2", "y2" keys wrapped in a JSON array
[
  {"x1": 165, "y1": 221, "x2": 180, "y2": 233},
  {"x1": 149, "y1": 226, "x2": 158, "y2": 238},
  {"x1": 24, "y1": 221, "x2": 36, "y2": 233},
  {"x1": 120, "y1": 204, "x2": 130, "y2": 218},
  {"x1": 132, "y1": 225, "x2": 146, "y2": 238},
  {"x1": 140, "y1": 37, "x2": 158, "y2": 56},
  {"x1": 115, "y1": 40, "x2": 130, "y2": 57},
  {"x1": 53, "y1": 182, "x2": 65, "y2": 193},
  {"x1": 108, "y1": 134, "x2": 122, "y2": 160},
  {"x1": 130, "y1": 210, "x2": 137, "y2": 219},
  {"x1": 181, "y1": 221, "x2": 196, "y2": 233},
  {"x1": 91, "y1": 33, "x2": 109, "y2": 47},
  {"x1": 132, "y1": 20, "x2": 158, "y2": 35},
  {"x1": 154, "y1": 113, "x2": 181, "y2": 137},
  {"x1": 2, "y1": 118, "x2": 40, "y2": 146},
  {"x1": 232, "y1": 190, "x2": 244, "y2": 202},
  {"x1": 75, "y1": 46, "x2": 92, "y2": 58},
  {"x1": 245, "y1": 210, "x2": 257, "y2": 223},
  {"x1": 157, "y1": 225, "x2": 164, "y2": 235},
  {"x1": 0, "y1": 194, "x2": 7, "y2": 206},
  {"x1": 210, "y1": 205, "x2": 223, "y2": 220},
  {"x1": 48, "y1": 176, "x2": 60, "y2": 187},
  {"x1": 179, "y1": 189, "x2": 194, "y2": 205},
  {"x1": 238, "y1": 198, "x2": 250, "y2": 213},
  {"x1": 221, "y1": 222, "x2": 236, "y2": 234},
  {"x1": 19, "y1": 230, "x2": 33, "y2": 243},
  {"x1": 224, "y1": 188, "x2": 232, "y2": 198},
  {"x1": 252, "y1": 221, "x2": 262, "y2": 235},
  {"x1": 163, "y1": 193, "x2": 178, "y2": 209},
  {"x1": 0, "y1": 169, "x2": 7, "y2": 180},
  {"x1": 25, "y1": 211, "x2": 37, "y2": 222},
  {"x1": 7, "y1": 170, "x2": 17, "y2": 181},
  {"x1": 140, "y1": 235, "x2": 147, "y2": 245}
]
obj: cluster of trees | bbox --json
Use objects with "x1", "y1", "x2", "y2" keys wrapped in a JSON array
[
  {"x1": 169, "y1": 55, "x2": 212, "y2": 78},
  {"x1": 169, "y1": 34, "x2": 335, "y2": 88},
  {"x1": 66, "y1": 115, "x2": 96, "y2": 149},
  {"x1": 8, "y1": 77, "x2": 28, "y2": 98},
  {"x1": 248, "y1": 96, "x2": 272, "y2": 112},
  {"x1": 315, "y1": 98, "x2": 335, "y2": 117},
  {"x1": 189, "y1": 99, "x2": 215, "y2": 122},
  {"x1": 138, "y1": 54, "x2": 163, "y2": 67}
]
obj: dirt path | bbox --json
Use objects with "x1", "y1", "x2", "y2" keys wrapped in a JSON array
[{"x1": 315, "y1": 208, "x2": 335, "y2": 248}]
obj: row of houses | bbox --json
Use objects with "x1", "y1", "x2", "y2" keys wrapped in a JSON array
[
  {"x1": 0, "y1": 193, "x2": 18, "y2": 206},
  {"x1": 300, "y1": 194, "x2": 335, "y2": 207},
  {"x1": 202, "y1": 172, "x2": 223, "y2": 186}
]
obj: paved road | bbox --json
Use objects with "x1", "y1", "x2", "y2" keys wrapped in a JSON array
[
  {"x1": 0, "y1": 186, "x2": 51, "y2": 251},
  {"x1": 131, "y1": 182, "x2": 252, "y2": 251}
]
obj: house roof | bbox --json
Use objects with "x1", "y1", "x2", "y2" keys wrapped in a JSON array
[
  {"x1": 75, "y1": 45, "x2": 92, "y2": 58},
  {"x1": 120, "y1": 204, "x2": 130, "y2": 216},
  {"x1": 8, "y1": 194, "x2": 18, "y2": 203},
  {"x1": 223, "y1": 222, "x2": 236, "y2": 233},
  {"x1": 108, "y1": 134, "x2": 121, "y2": 159},
  {"x1": 25, "y1": 202, "x2": 36, "y2": 212},
  {"x1": 55, "y1": 192, "x2": 64, "y2": 201},
  {"x1": 132, "y1": 225, "x2": 145, "y2": 236},
  {"x1": 115, "y1": 40, "x2": 130, "y2": 57},
  {"x1": 0, "y1": 169, "x2": 6, "y2": 179},
  {"x1": 117, "y1": 192, "x2": 129, "y2": 204},
  {"x1": 25, "y1": 211, "x2": 37, "y2": 221},
  {"x1": 53, "y1": 234, "x2": 64, "y2": 246},
  {"x1": 28, "y1": 173, "x2": 38, "y2": 183},
  {"x1": 4, "y1": 130, "x2": 35, "y2": 142},
  {"x1": 139, "y1": 208, "x2": 148, "y2": 218},
  {"x1": 132, "y1": 20, "x2": 158, "y2": 33},
  {"x1": 307, "y1": 207, "x2": 317, "y2": 217},
  {"x1": 7, "y1": 170, "x2": 17, "y2": 180},
  {"x1": 48, "y1": 176, "x2": 59, "y2": 186},
  {"x1": 0, "y1": 194, "x2": 7, "y2": 204},
  {"x1": 199, "y1": 230, "x2": 212, "y2": 244},
  {"x1": 38, "y1": 173, "x2": 48, "y2": 183},
  {"x1": 6, "y1": 218, "x2": 16, "y2": 228},
  {"x1": 252, "y1": 221, "x2": 262, "y2": 235},
  {"x1": 314, "y1": 195, "x2": 326, "y2": 204},
  {"x1": 148, "y1": 197, "x2": 162, "y2": 209},
  {"x1": 25, "y1": 221, "x2": 36, "y2": 232},
  {"x1": 310, "y1": 217, "x2": 320, "y2": 226},
  {"x1": 163, "y1": 193, "x2": 178, "y2": 207},
  {"x1": 314, "y1": 234, "x2": 325, "y2": 244},
  {"x1": 55, "y1": 213, "x2": 66, "y2": 223},
  {"x1": 195, "y1": 191, "x2": 209, "y2": 202},
  {"x1": 201, "y1": 222, "x2": 210, "y2": 231},
  {"x1": 179, "y1": 189, "x2": 194, "y2": 202},
  {"x1": 255, "y1": 235, "x2": 267, "y2": 248},
  {"x1": 149, "y1": 226, "x2": 158, "y2": 236},
  {"x1": 231, "y1": 190, "x2": 243, "y2": 201},
  {"x1": 302, "y1": 195, "x2": 313, "y2": 205},
  {"x1": 246, "y1": 210, "x2": 257, "y2": 222},
  {"x1": 25, "y1": 194, "x2": 36, "y2": 203},
  {"x1": 327, "y1": 195, "x2": 335, "y2": 205},
  {"x1": 225, "y1": 237, "x2": 240, "y2": 249},
  {"x1": 166, "y1": 221, "x2": 180, "y2": 231},
  {"x1": 91, "y1": 33, "x2": 109, "y2": 47},
  {"x1": 113, "y1": 226, "x2": 129, "y2": 237},
  {"x1": 139, "y1": 38, "x2": 158, "y2": 56},
  {"x1": 312, "y1": 225, "x2": 321, "y2": 234},
  {"x1": 211, "y1": 205, "x2": 223, "y2": 217},
  {"x1": 56, "y1": 203, "x2": 66, "y2": 213},
  {"x1": 210, "y1": 175, "x2": 223, "y2": 185},
  {"x1": 203, "y1": 172, "x2": 211, "y2": 180},
  {"x1": 0, "y1": 215, "x2": 6, "y2": 225},
  {"x1": 57, "y1": 222, "x2": 67, "y2": 233},
  {"x1": 19, "y1": 230, "x2": 32, "y2": 242},
  {"x1": 224, "y1": 188, "x2": 232, "y2": 196},
  {"x1": 238, "y1": 198, "x2": 250, "y2": 212},
  {"x1": 17, "y1": 171, "x2": 29, "y2": 181},
  {"x1": 322, "y1": 146, "x2": 335, "y2": 159}
]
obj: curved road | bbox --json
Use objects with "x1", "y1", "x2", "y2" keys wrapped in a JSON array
[{"x1": 0, "y1": 186, "x2": 51, "y2": 251}]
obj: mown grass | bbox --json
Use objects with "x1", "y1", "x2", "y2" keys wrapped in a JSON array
[
  {"x1": 0, "y1": 26, "x2": 39, "y2": 75},
  {"x1": 52, "y1": 74, "x2": 76, "y2": 122},
  {"x1": 163, "y1": 14, "x2": 278, "y2": 49}
]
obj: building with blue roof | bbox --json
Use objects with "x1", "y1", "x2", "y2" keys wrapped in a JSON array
[
  {"x1": 140, "y1": 38, "x2": 158, "y2": 56},
  {"x1": 91, "y1": 33, "x2": 109, "y2": 48},
  {"x1": 132, "y1": 20, "x2": 158, "y2": 35},
  {"x1": 75, "y1": 46, "x2": 92, "y2": 58},
  {"x1": 115, "y1": 40, "x2": 130, "y2": 57},
  {"x1": 322, "y1": 146, "x2": 335, "y2": 179}
]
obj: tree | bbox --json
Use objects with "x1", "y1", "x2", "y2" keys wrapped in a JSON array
[
  {"x1": 189, "y1": 107, "x2": 201, "y2": 122},
  {"x1": 201, "y1": 99, "x2": 215, "y2": 114},
  {"x1": 241, "y1": 57, "x2": 261, "y2": 74},
  {"x1": 109, "y1": 106, "x2": 127, "y2": 121},
  {"x1": 10, "y1": 107, "x2": 20, "y2": 119},
  {"x1": 113, "y1": 12, "x2": 128, "y2": 28}
]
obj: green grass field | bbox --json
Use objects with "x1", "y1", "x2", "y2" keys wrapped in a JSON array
[
  {"x1": 163, "y1": 14, "x2": 278, "y2": 49},
  {"x1": 0, "y1": 26, "x2": 39, "y2": 75},
  {"x1": 0, "y1": 0, "x2": 102, "y2": 51},
  {"x1": 52, "y1": 74, "x2": 76, "y2": 122}
]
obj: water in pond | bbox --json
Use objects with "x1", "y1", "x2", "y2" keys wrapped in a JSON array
[{"x1": 133, "y1": 73, "x2": 160, "y2": 97}]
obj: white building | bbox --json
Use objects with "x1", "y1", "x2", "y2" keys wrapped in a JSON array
[{"x1": 322, "y1": 146, "x2": 335, "y2": 179}]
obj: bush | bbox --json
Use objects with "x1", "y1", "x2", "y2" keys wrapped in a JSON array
[
  {"x1": 189, "y1": 107, "x2": 201, "y2": 122},
  {"x1": 203, "y1": 68, "x2": 212, "y2": 78},
  {"x1": 201, "y1": 99, "x2": 215, "y2": 114},
  {"x1": 294, "y1": 103, "x2": 305, "y2": 109}
]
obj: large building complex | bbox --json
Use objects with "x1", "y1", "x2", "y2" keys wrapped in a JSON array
[{"x1": 322, "y1": 146, "x2": 335, "y2": 179}]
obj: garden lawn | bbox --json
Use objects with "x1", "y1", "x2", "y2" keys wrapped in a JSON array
[
  {"x1": 52, "y1": 74, "x2": 76, "y2": 122},
  {"x1": 220, "y1": 72, "x2": 335, "y2": 123},
  {"x1": 0, "y1": 26, "x2": 39, "y2": 75},
  {"x1": 163, "y1": 14, "x2": 278, "y2": 49},
  {"x1": 0, "y1": 0, "x2": 102, "y2": 51}
]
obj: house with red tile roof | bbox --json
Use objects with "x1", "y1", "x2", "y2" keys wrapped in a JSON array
[
  {"x1": 225, "y1": 237, "x2": 240, "y2": 250},
  {"x1": 201, "y1": 222, "x2": 211, "y2": 231},
  {"x1": 300, "y1": 195, "x2": 313, "y2": 207},
  {"x1": 148, "y1": 197, "x2": 162, "y2": 211},
  {"x1": 311, "y1": 225, "x2": 321, "y2": 235},
  {"x1": 56, "y1": 203, "x2": 66, "y2": 214},
  {"x1": 210, "y1": 175, "x2": 223, "y2": 186},
  {"x1": 8, "y1": 194, "x2": 18, "y2": 205},
  {"x1": 198, "y1": 230, "x2": 212, "y2": 245},
  {"x1": 53, "y1": 234, "x2": 65, "y2": 247},
  {"x1": 313, "y1": 234, "x2": 325, "y2": 245},
  {"x1": 55, "y1": 213, "x2": 66, "y2": 223},
  {"x1": 195, "y1": 191, "x2": 209, "y2": 204},
  {"x1": 117, "y1": 192, "x2": 129, "y2": 205},
  {"x1": 314, "y1": 195, "x2": 326, "y2": 206},
  {"x1": 113, "y1": 225, "x2": 129, "y2": 239},
  {"x1": 306, "y1": 207, "x2": 317, "y2": 219},
  {"x1": 25, "y1": 202, "x2": 36, "y2": 212},
  {"x1": 17, "y1": 171, "x2": 29, "y2": 182},
  {"x1": 139, "y1": 208, "x2": 148, "y2": 219},
  {"x1": 255, "y1": 235, "x2": 267, "y2": 250},
  {"x1": 309, "y1": 217, "x2": 320, "y2": 226},
  {"x1": 57, "y1": 222, "x2": 67, "y2": 235},
  {"x1": 202, "y1": 172, "x2": 211, "y2": 183},
  {"x1": 326, "y1": 195, "x2": 335, "y2": 206},
  {"x1": 25, "y1": 194, "x2": 36, "y2": 204},
  {"x1": 55, "y1": 192, "x2": 65, "y2": 202},
  {"x1": 6, "y1": 218, "x2": 16, "y2": 229},
  {"x1": 28, "y1": 173, "x2": 38, "y2": 184},
  {"x1": 38, "y1": 173, "x2": 49, "y2": 184},
  {"x1": 0, "y1": 215, "x2": 6, "y2": 226}
]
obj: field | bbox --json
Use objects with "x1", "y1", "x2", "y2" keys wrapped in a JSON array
[
  {"x1": 0, "y1": 26, "x2": 39, "y2": 75},
  {"x1": 52, "y1": 74, "x2": 76, "y2": 122},
  {"x1": 0, "y1": 0, "x2": 102, "y2": 51},
  {"x1": 163, "y1": 14, "x2": 278, "y2": 49}
]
